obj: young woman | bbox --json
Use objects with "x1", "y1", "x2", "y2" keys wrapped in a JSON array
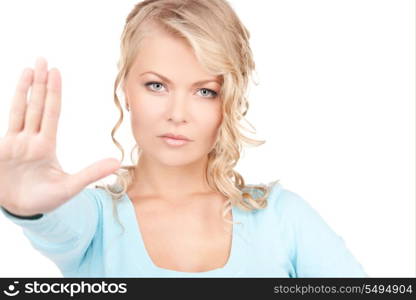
[{"x1": 0, "y1": 0, "x2": 367, "y2": 278}]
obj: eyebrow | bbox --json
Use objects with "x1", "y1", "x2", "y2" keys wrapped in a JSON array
[{"x1": 139, "y1": 71, "x2": 222, "y2": 86}]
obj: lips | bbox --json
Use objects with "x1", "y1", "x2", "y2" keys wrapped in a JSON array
[{"x1": 159, "y1": 133, "x2": 192, "y2": 141}]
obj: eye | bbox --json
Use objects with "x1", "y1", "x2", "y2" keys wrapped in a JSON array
[
  {"x1": 144, "y1": 81, "x2": 218, "y2": 99},
  {"x1": 145, "y1": 81, "x2": 166, "y2": 92},
  {"x1": 197, "y1": 88, "x2": 218, "y2": 99}
]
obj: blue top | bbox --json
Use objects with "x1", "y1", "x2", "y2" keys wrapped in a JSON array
[{"x1": 1, "y1": 181, "x2": 367, "y2": 277}]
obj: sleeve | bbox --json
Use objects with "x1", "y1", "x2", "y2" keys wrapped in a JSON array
[
  {"x1": 279, "y1": 189, "x2": 368, "y2": 277},
  {"x1": 1, "y1": 208, "x2": 43, "y2": 220},
  {"x1": 0, "y1": 188, "x2": 100, "y2": 275}
]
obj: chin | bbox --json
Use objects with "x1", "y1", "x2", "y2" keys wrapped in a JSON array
[{"x1": 156, "y1": 151, "x2": 205, "y2": 167}]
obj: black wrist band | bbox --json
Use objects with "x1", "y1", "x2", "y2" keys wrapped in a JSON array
[{"x1": 0, "y1": 206, "x2": 43, "y2": 220}]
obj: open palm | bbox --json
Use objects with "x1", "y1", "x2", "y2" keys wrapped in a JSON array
[{"x1": 0, "y1": 57, "x2": 120, "y2": 216}]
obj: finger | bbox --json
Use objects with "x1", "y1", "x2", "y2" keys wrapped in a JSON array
[
  {"x1": 24, "y1": 57, "x2": 48, "y2": 134},
  {"x1": 64, "y1": 158, "x2": 121, "y2": 197},
  {"x1": 40, "y1": 68, "x2": 61, "y2": 141},
  {"x1": 6, "y1": 68, "x2": 34, "y2": 135}
]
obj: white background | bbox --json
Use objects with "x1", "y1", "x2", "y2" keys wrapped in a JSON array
[{"x1": 0, "y1": 0, "x2": 414, "y2": 277}]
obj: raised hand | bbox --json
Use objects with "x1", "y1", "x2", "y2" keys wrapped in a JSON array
[{"x1": 0, "y1": 57, "x2": 120, "y2": 216}]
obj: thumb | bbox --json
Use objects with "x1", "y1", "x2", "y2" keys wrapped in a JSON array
[{"x1": 65, "y1": 158, "x2": 121, "y2": 196}]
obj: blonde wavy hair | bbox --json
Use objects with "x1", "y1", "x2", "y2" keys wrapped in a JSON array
[{"x1": 95, "y1": 0, "x2": 280, "y2": 234}]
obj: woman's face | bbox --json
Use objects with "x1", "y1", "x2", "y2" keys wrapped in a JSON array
[{"x1": 123, "y1": 27, "x2": 223, "y2": 167}]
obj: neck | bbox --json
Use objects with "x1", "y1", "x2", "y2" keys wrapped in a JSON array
[{"x1": 127, "y1": 152, "x2": 214, "y2": 202}]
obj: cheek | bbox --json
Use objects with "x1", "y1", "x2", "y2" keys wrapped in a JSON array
[
  {"x1": 198, "y1": 106, "x2": 222, "y2": 137},
  {"x1": 129, "y1": 103, "x2": 159, "y2": 143},
  {"x1": 130, "y1": 96, "x2": 163, "y2": 123}
]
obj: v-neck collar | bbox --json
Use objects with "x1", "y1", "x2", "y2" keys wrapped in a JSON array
[{"x1": 122, "y1": 193, "x2": 249, "y2": 277}]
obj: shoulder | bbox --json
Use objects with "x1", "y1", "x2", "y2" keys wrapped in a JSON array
[
  {"x1": 243, "y1": 180, "x2": 313, "y2": 219},
  {"x1": 76, "y1": 186, "x2": 113, "y2": 212},
  {"x1": 86, "y1": 186, "x2": 106, "y2": 199},
  {"x1": 259, "y1": 182, "x2": 347, "y2": 251},
  {"x1": 269, "y1": 183, "x2": 319, "y2": 221},
  {"x1": 265, "y1": 182, "x2": 331, "y2": 231},
  {"x1": 241, "y1": 180, "x2": 329, "y2": 237},
  {"x1": 84, "y1": 186, "x2": 128, "y2": 214},
  {"x1": 84, "y1": 186, "x2": 116, "y2": 202},
  {"x1": 260, "y1": 184, "x2": 368, "y2": 277}
]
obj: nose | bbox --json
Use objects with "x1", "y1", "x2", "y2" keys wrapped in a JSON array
[{"x1": 167, "y1": 91, "x2": 188, "y2": 123}]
